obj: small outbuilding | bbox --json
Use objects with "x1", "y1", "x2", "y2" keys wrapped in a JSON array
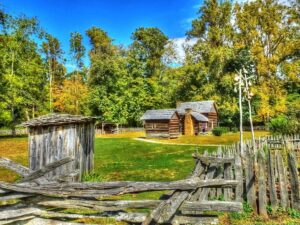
[
  {"x1": 141, "y1": 109, "x2": 180, "y2": 138},
  {"x1": 23, "y1": 114, "x2": 96, "y2": 181}
]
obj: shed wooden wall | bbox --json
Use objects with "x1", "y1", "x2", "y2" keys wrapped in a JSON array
[{"x1": 28, "y1": 122, "x2": 94, "y2": 181}]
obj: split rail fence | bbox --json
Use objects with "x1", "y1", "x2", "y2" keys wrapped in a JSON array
[{"x1": 0, "y1": 134, "x2": 299, "y2": 224}]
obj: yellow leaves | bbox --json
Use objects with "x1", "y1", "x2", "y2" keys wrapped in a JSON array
[{"x1": 53, "y1": 78, "x2": 89, "y2": 115}]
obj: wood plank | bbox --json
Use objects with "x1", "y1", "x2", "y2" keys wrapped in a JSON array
[
  {"x1": 267, "y1": 150, "x2": 277, "y2": 208},
  {"x1": 0, "y1": 157, "x2": 30, "y2": 176},
  {"x1": 288, "y1": 152, "x2": 300, "y2": 210},
  {"x1": 180, "y1": 201, "x2": 242, "y2": 214},
  {"x1": 276, "y1": 151, "x2": 289, "y2": 209},
  {"x1": 257, "y1": 151, "x2": 268, "y2": 217},
  {"x1": 192, "y1": 155, "x2": 235, "y2": 165},
  {"x1": 245, "y1": 150, "x2": 256, "y2": 212}
]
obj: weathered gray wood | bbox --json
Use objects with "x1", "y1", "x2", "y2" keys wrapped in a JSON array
[
  {"x1": 192, "y1": 154, "x2": 235, "y2": 165},
  {"x1": 172, "y1": 215, "x2": 219, "y2": 225},
  {"x1": 288, "y1": 152, "x2": 300, "y2": 210},
  {"x1": 276, "y1": 151, "x2": 289, "y2": 209},
  {"x1": 180, "y1": 201, "x2": 242, "y2": 214},
  {"x1": 245, "y1": 150, "x2": 256, "y2": 212},
  {"x1": 20, "y1": 157, "x2": 74, "y2": 182},
  {"x1": 38, "y1": 199, "x2": 162, "y2": 210},
  {"x1": 224, "y1": 150, "x2": 233, "y2": 200},
  {"x1": 141, "y1": 159, "x2": 204, "y2": 225},
  {"x1": 0, "y1": 157, "x2": 30, "y2": 176},
  {"x1": 0, "y1": 193, "x2": 33, "y2": 201},
  {"x1": 257, "y1": 151, "x2": 268, "y2": 217},
  {"x1": 0, "y1": 179, "x2": 239, "y2": 198},
  {"x1": 234, "y1": 143, "x2": 243, "y2": 201},
  {"x1": 267, "y1": 150, "x2": 277, "y2": 208}
]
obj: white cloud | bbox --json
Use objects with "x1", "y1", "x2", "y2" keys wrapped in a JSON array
[{"x1": 170, "y1": 37, "x2": 197, "y2": 64}]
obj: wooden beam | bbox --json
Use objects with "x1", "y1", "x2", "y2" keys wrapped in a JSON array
[
  {"x1": 20, "y1": 157, "x2": 74, "y2": 182},
  {"x1": 192, "y1": 154, "x2": 235, "y2": 165},
  {"x1": 0, "y1": 157, "x2": 30, "y2": 176},
  {"x1": 180, "y1": 201, "x2": 243, "y2": 214}
]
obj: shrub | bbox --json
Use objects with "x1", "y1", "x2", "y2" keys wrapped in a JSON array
[
  {"x1": 269, "y1": 115, "x2": 299, "y2": 135},
  {"x1": 212, "y1": 127, "x2": 223, "y2": 136}
]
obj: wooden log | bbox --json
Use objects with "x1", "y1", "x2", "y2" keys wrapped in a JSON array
[
  {"x1": 0, "y1": 157, "x2": 30, "y2": 176},
  {"x1": 20, "y1": 157, "x2": 74, "y2": 182},
  {"x1": 141, "y1": 159, "x2": 204, "y2": 225},
  {"x1": 288, "y1": 152, "x2": 300, "y2": 210},
  {"x1": 276, "y1": 151, "x2": 289, "y2": 209},
  {"x1": 180, "y1": 201, "x2": 242, "y2": 214},
  {"x1": 192, "y1": 154, "x2": 235, "y2": 165},
  {"x1": 172, "y1": 215, "x2": 219, "y2": 225},
  {"x1": 267, "y1": 150, "x2": 277, "y2": 208},
  {"x1": 257, "y1": 151, "x2": 268, "y2": 217},
  {"x1": 0, "y1": 179, "x2": 239, "y2": 198},
  {"x1": 0, "y1": 193, "x2": 33, "y2": 201},
  {"x1": 38, "y1": 199, "x2": 162, "y2": 210}
]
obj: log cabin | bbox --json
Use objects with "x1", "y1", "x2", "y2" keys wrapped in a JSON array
[
  {"x1": 177, "y1": 101, "x2": 218, "y2": 131},
  {"x1": 140, "y1": 109, "x2": 180, "y2": 138},
  {"x1": 141, "y1": 101, "x2": 218, "y2": 138}
]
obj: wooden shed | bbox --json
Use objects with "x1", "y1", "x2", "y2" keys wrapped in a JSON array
[
  {"x1": 177, "y1": 100, "x2": 218, "y2": 131},
  {"x1": 23, "y1": 114, "x2": 96, "y2": 181},
  {"x1": 141, "y1": 109, "x2": 180, "y2": 138}
]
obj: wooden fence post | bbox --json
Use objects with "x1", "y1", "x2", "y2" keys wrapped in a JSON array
[
  {"x1": 276, "y1": 151, "x2": 289, "y2": 209},
  {"x1": 288, "y1": 152, "x2": 300, "y2": 210},
  {"x1": 257, "y1": 151, "x2": 268, "y2": 217},
  {"x1": 267, "y1": 150, "x2": 277, "y2": 209}
]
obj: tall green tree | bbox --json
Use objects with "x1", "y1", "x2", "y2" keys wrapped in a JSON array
[
  {"x1": 0, "y1": 13, "x2": 48, "y2": 134},
  {"x1": 70, "y1": 32, "x2": 85, "y2": 79}
]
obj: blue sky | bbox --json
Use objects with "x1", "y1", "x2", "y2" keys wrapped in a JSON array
[{"x1": 1, "y1": 0, "x2": 202, "y2": 69}]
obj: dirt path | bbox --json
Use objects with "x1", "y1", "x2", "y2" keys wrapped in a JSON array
[{"x1": 133, "y1": 138, "x2": 221, "y2": 147}]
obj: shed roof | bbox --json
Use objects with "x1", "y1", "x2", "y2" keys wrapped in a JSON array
[
  {"x1": 141, "y1": 109, "x2": 177, "y2": 121},
  {"x1": 177, "y1": 100, "x2": 216, "y2": 113},
  {"x1": 23, "y1": 114, "x2": 96, "y2": 127}
]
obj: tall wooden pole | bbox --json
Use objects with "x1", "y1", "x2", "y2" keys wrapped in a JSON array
[{"x1": 238, "y1": 70, "x2": 243, "y2": 155}]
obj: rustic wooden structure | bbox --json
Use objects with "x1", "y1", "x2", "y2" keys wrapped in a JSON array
[
  {"x1": 141, "y1": 109, "x2": 180, "y2": 138},
  {"x1": 177, "y1": 100, "x2": 218, "y2": 131},
  {"x1": 0, "y1": 153, "x2": 241, "y2": 225},
  {"x1": 181, "y1": 108, "x2": 209, "y2": 135},
  {"x1": 0, "y1": 134, "x2": 299, "y2": 225},
  {"x1": 96, "y1": 122, "x2": 119, "y2": 134},
  {"x1": 23, "y1": 114, "x2": 96, "y2": 181}
]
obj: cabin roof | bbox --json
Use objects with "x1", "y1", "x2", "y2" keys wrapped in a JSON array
[
  {"x1": 177, "y1": 100, "x2": 216, "y2": 113},
  {"x1": 191, "y1": 112, "x2": 209, "y2": 122},
  {"x1": 141, "y1": 109, "x2": 177, "y2": 121},
  {"x1": 23, "y1": 114, "x2": 96, "y2": 127}
]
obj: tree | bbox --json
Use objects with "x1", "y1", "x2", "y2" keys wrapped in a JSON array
[
  {"x1": 184, "y1": 0, "x2": 237, "y2": 124},
  {"x1": 234, "y1": 0, "x2": 299, "y2": 122},
  {"x1": 0, "y1": 13, "x2": 48, "y2": 134},
  {"x1": 70, "y1": 32, "x2": 85, "y2": 79},
  {"x1": 42, "y1": 34, "x2": 65, "y2": 112}
]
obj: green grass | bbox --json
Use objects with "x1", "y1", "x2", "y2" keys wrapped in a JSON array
[{"x1": 88, "y1": 138, "x2": 216, "y2": 182}]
